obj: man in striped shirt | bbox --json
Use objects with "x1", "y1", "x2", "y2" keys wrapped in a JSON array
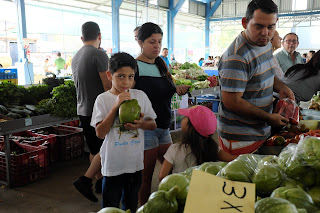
[{"x1": 218, "y1": 0, "x2": 295, "y2": 155}]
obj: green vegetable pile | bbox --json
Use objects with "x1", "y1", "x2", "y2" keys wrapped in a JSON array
[
  {"x1": 132, "y1": 137, "x2": 320, "y2": 212},
  {"x1": 37, "y1": 80, "x2": 77, "y2": 118}
]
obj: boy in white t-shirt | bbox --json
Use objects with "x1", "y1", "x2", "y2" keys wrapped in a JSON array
[{"x1": 90, "y1": 52, "x2": 157, "y2": 211}]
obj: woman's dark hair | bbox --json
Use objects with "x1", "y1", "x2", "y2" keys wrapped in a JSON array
[
  {"x1": 246, "y1": 0, "x2": 278, "y2": 22},
  {"x1": 137, "y1": 22, "x2": 163, "y2": 42},
  {"x1": 109, "y1": 52, "x2": 137, "y2": 74},
  {"x1": 199, "y1": 58, "x2": 204, "y2": 63},
  {"x1": 138, "y1": 22, "x2": 173, "y2": 82},
  {"x1": 180, "y1": 118, "x2": 219, "y2": 166},
  {"x1": 82, "y1": 21, "x2": 100, "y2": 42},
  {"x1": 285, "y1": 50, "x2": 320, "y2": 81}
]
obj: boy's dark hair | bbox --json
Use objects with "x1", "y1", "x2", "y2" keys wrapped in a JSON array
[
  {"x1": 283, "y1": 32, "x2": 299, "y2": 42},
  {"x1": 57, "y1": 52, "x2": 61, "y2": 57},
  {"x1": 303, "y1": 53, "x2": 308, "y2": 57},
  {"x1": 82, "y1": 21, "x2": 100, "y2": 42},
  {"x1": 133, "y1": 26, "x2": 140, "y2": 32},
  {"x1": 109, "y1": 52, "x2": 137, "y2": 74},
  {"x1": 162, "y1": 48, "x2": 168, "y2": 51},
  {"x1": 180, "y1": 118, "x2": 219, "y2": 166},
  {"x1": 246, "y1": 0, "x2": 278, "y2": 22}
]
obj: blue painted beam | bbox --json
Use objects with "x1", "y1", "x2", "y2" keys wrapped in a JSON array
[
  {"x1": 210, "y1": 16, "x2": 242, "y2": 22},
  {"x1": 15, "y1": 0, "x2": 27, "y2": 63},
  {"x1": 112, "y1": 0, "x2": 124, "y2": 53},
  {"x1": 204, "y1": 3, "x2": 210, "y2": 59},
  {"x1": 204, "y1": 0, "x2": 222, "y2": 59},
  {"x1": 167, "y1": 0, "x2": 174, "y2": 59},
  {"x1": 167, "y1": 0, "x2": 185, "y2": 60},
  {"x1": 189, "y1": 0, "x2": 206, "y2": 6},
  {"x1": 278, "y1": 11, "x2": 320, "y2": 17},
  {"x1": 206, "y1": 0, "x2": 222, "y2": 19},
  {"x1": 210, "y1": 11, "x2": 320, "y2": 22},
  {"x1": 172, "y1": 0, "x2": 186, "y2": 18}
]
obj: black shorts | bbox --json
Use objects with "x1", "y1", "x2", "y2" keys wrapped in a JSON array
[{"x1": 79, "y1": 115, "x2": 103, "y2": 155}]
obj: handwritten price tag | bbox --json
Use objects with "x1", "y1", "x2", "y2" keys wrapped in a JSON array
[{"x1": 184, "y1": 170, "x2": 255, "y2": 213}]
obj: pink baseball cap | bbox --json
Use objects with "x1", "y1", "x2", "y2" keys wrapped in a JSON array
[{"x1": 178, "y1": 105, "x2": 217, "y2": 137}]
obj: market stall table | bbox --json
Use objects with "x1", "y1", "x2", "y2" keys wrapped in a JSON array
[{"x1": 0, "y1": 114, "x2": 78, "y2": 187}]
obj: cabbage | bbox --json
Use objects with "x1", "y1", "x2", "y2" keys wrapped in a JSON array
[
  {"x1": 271, "y1": 187, "x2": 317, "y2": 213},
  {"x1": 300, "y1": 137, "x2": 320, "y2": 170},
  {"x1": 252, "y1": 156, "x2": 283, "y2": 194},
  {"x1": 255, "y1": 197, "x2": 300, "y2": 213}
]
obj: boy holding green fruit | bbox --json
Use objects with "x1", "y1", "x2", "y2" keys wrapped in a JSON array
[{"x1": 91, "y1": 52, "x2": 157, "y2": 211}]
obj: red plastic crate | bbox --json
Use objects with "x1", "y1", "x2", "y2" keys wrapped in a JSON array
[
  {"x1": 11, "y1": 131, "x2": 58, "y2": 164},
  {"x1": 60, "y1": 120, "x2": 80, "y2": 127},
  {"x1": 0, "y1": 140, "x2": 48, "y2": 187},
  {"x1": 30, "y1": 125, "x2": 84, "y2": 161}
]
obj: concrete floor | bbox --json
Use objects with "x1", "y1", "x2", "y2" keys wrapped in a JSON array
[{"x1": 0, "y1": 131, "x2": 183, "y2": 213}]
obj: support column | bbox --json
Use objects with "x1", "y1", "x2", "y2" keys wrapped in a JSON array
[
  {"x1": 15, "y1": 0, "x2": 34, "y2": 85},
  {"x1": 15, "y1": 0, "x2": 27, "y2": 63},
  {"x1": 205, "y1": 0, "x2": 222, "y2": 59},
  {"x1": 167, "y1": 0, "x2": 185, "y2": 59},
  {"x1": 112, "y1": 0, "x2": 124, "y2": 53}
]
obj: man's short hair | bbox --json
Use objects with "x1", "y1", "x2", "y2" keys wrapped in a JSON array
[
  {"x1": 162, "y1": 48, "x2": 168, "y2": 51},
  {"x1": 309, "y1": 50, "x2": 316, "y2": 56},
  {"x1": 82, "y1": 21, "x2": 100, "y2": 42},
  {"x1": 134, "y1": 26, "x2": 140, "y2": 32},
  {"x1": 109, "y1": 52, "x2": 137, "y2": 74},
  {"x1": 57, "y1": 52, "x2": 61, "y2": 57},
  {"x1": 246, "y1": 0, "x2": 278, "y2": 22},
  {"x1": 283, "y1": 32, "x2": 299, "y2": 42}
]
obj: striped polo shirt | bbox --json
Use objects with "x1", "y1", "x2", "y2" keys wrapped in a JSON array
[{"x1": 217, "y1": 33, "x2": 275, "y2": 142}]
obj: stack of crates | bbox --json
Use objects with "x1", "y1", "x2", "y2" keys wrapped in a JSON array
[
  {"x1": 30, "y1": 125, "x2": 84, "y2": 161},
  {"x1": 0, "y1": 138, "x2": 48, "y2": 187},
  {"x1": 0, "y1": 68, "x2": 18, "y2": 84},
  {"x1": 12, "y1": 131, "x2": 58, "y2": 164}
]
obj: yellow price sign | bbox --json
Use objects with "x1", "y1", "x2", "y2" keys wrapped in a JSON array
[{"x1": 184, "y1": 170, "x2": 255, "y2": 213}]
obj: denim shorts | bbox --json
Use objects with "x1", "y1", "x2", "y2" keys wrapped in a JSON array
[{"x1": 144, "y1": 128, "x2": 172, "y2": 150}]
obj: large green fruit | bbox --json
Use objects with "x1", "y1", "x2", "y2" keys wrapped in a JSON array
[
  {"x1": 218, "y1": 154, "x2": 260, "y2": 182},
  {"x1": 119, "y1": 99, "x2": 141, "y2": 125},
  {"x1": 252, "y1": 158, "x2": 283, "y2": 194},
  {"x1": 308, "y1": 186, "x2": 320, "y2": 208},
  {"x1": 97, "y1": 207, "x2": 130, "y2": 213},
  {"x1": 301, "y1": 137, "x2": 320, "y2": 170},
  {"x1": 271, "y1": 187, "x2": 317, "y2": 213},
  {"x1": 158, "y1": 174, "x2": 189, "y2": 205},
  {"x1": 198, "y1": 161, "x2": 227, "y2": 175},
  {"x1": 180, "y1": 166, "x2": 199, "y2": 181},
  {"x1": 255, "y1": 197, "x2": 300, "y2": 213},
  {"x1": 302, "y1": 169, "x2": 316, "y2": 187},
  {"x1": 281, "y1": 177, "x2": 305, "y2": 190},
  {"x1": 278, "y1": 145, "x2": 307, "y2": 178},
  {"x1": 144, "y1": 186, "x2": 179, "y2": 213},
  {"x1": 136, "y1": 205, "x2": 144, "y2": 213}
]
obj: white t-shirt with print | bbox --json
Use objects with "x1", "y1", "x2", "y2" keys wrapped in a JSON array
[
  {"x1": 164, "y1": 143, "x2": 197, "y2": 174},
  {"x1": 91, "y1": 89, "x2": 157, "y2": 177}
]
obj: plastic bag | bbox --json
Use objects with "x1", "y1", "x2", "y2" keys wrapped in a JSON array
[
  {"x1": 274, "y1": 98, "x2": 299, "y2": 124},
  {"x1": 217, "y1": 154, "x2": 261, "y2": 183},
  {"x1": 252, "y1": 155, "x2": 284, "y2": 194}
]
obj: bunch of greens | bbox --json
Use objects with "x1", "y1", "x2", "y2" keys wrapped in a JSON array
[
  {"x1": 37, "y1": 80, "x2": 77, "y2": 118},
  {"x1": 0, "y1": 81, "x2": 23, "y2": 106},
  {"x1": 42, "y1": 77, "x2": 65, "y2": 92}
]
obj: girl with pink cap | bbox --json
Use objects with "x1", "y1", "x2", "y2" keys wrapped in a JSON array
[{"x1": 159, "y1": 105, "x2": 237, "y2": 180}]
